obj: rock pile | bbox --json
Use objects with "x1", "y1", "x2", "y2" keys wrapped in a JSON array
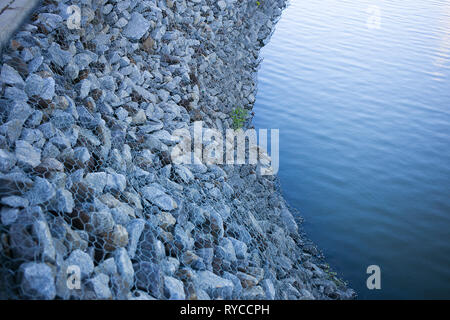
[{"x1": 0, "y1": 0, "x2": 355, "y2": 300}]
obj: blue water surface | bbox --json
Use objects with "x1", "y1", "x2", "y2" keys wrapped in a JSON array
[{"x1": 253, "y1": 0, "x2": 450, "y2": 299}]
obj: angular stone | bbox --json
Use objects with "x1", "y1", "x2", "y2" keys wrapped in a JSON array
[
  {"x1": 1, "y1": 64, "x2": 24, "y2": 87},
  {"x1": 0, "y1": 207, "x2": 19, "y2": 225},
  {"x1": 49, "y1": 189, "x2": 74, "y2": 213},
  {"x1": 126, "y1": 219, "x2": 145, "y2": 259},
  {"x1": 65, "y1": 249, "x2": 94, "y2": 279},
  {"x1": 87, "y1": 273, "x2": 112, "y2": 299},
  {"x1": 1, "y1": 195, "x2": 29, "y2": 208},
  {"x1": 195, "y1": 271, "x2": 234, "y2": 299},
  {"x1": 135, "y1": 261, "x2": 163, "y2": 297},
  {"x1": 106, "y1": 173, "x2": 127, "y2": 192},
  {"x1": 15, "y1": 140, "x2": 41, "y2": 168},
  {"x1": 85, "y1": 172, "x2": 107, "y2": 193},
  {"x1": 123, "y1": 13, "x2": 150, "y2": 40},
  {"x1": 141, "y1": 183, "x2": 177, "y2": 211},
  {"x1": 32, "y1": 219, "x2": 56, "y2": 263},
  {"x1": 114, "y1": 248, "x2": 134, "y2": 288},
  {"x1": 90, "y1": 210, "x2": 115, "y2": 235},
  {"x1": 262, "y1": 279, "x2": 276, "y2": 300},
  {"x1": 48, "y1": 42, "x2": 72, "y2": 67},
  {"x1": 27, "y1": 177, "x2": 55, "y2": 205},
  {"x1": 163, "y1": 276, "x2": 185, "y2": 300},
  {"x1": 19, "y1": 262, "x2": 56, "y2": 300}
]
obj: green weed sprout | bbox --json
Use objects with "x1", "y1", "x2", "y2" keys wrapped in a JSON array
[{"x1": 231, "y1": 107, "x2": 248, "y2": 129}]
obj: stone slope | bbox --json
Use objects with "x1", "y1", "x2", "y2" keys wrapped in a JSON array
[{"x1": 0, "y1": 0, "x2": 355, "y2": 300}]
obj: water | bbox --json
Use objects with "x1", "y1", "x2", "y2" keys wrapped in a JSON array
[{"x1": 253, "y1": 0, "x2": 450, "y2": 299}]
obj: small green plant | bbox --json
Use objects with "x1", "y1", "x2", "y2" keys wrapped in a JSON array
[
  {"x1": 231, "y1": 107, "x2": 248, "y2": 129},
  {"x1": 323, "y1": 263, "x2": 348, "y2": 288},
  {"x1": 256, "y1": 1, "x2": 261, "y2": 6}
]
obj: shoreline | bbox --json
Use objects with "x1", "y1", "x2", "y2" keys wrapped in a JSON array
[{"x1": 0, "y1": 0, "x2": 355, "y2": 299}]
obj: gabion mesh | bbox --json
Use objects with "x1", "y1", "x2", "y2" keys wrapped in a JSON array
[{"x1": 0, "y1": 0, "x2": 355, "y2": 300}]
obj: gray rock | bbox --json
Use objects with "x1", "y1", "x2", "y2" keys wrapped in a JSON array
[
  {"x1": 0, "y1": 207, "x2": 19, "y2": 225},
  {"x1": 90, "y1": 210, "x2": 115, "y2": 234},
  {"x1": 195, "y1": 271, "x2": 234, "y2": 299},
  {"x1": 1, "y1": 64, "x2": 24, "y2": 87},
  {"x1": 8, "y1": 101, "x2": 32, "y2": 122},
  {"x1": 126, "y1": 219, "x2": 145, "y2": 259},
  {"x1": 164, "y1": 276, "x2": 185, "y2": 300},
  {"x1": 19, "y1": 262, "x2": 56, "y2": 300},
  {"x1": 32, "y1": 219, "x2": 56, "y2": 263},
  {"x1": 262, "y1": 279, "x2": 276, "y2": 300},
  {"x1": 106, "y1": 173, "x2": 127, "y2": 192},
  {"x1": 85, "y1": 172, "x2": 107, "y2": 193},
  {"x1": 123, "y1": 13, "x2": 150, "y2": 40},
  {"x1": 281, "y1": 208, "x2": 298, "y2": 235},
  {"x1": 217, "y1": 238, "x2": 237, "y2": 263},
  {"x1": 135, "y1": 261, "x2": 162, "y2": 297},
  {"x1": 141, "y1": 183, "x2": 177, "y2": 211},
  {"x1": 51, "y1": 110, "x2": 75, "y2": 130},
  {"x1": 229, "y1": 237, "x2": 248, "y2": 260},
  {"x1": 25, "y1": 74, "x2": 55, "y2": 100},
  {"x1": 114, "y1": 248, "x2": 134, "y2": 289},
  {"x1": 96, "y1": 258, "x2": 117, "y2": 276},
  {"x1": 48, "y1": 42, "x2": 73, "y2": 67},
  {"x1": 49, "y1": 189, "x2": 74, "y2": 213},
  {"x1": 87, "y1": 273, "x2": 112, "y2": 299},
  {"x1": 1, "y1": 195, "x2": 29, "y2": 208},
  {"x1": 27, "y1": 177, "x2": 55, "y2": 205},
  {"x1": 65, "y1": 249, "x2": 94, "y2": 279},
  {"x1": 15, "y1": 140, "x2": 41, "y2": 168},
  {"x1": 73, "y1": 147, "x2": 90, "y2": 164}
]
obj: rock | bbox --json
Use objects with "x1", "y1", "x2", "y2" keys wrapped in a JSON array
[
  {"x1": 19, "y1": 262, "x2": 56, "y2": 300},
  {"x1": 195, "y1": 271, "x2": 234, "y2": 299},
  {"x1": 153, "y1": 211, "x2": 176, "y2": 230},
  {"x1": 135, "y1": 261, "x2": 163, "y2": 297},
  {"x1": 27, "y1": 177, "x2": 55, "y2": 205},
  {"x1": 106, "y1": 173, "x2": 127, "y2": 192},
  {"x1": 141, "y1": 183, "x2": 177, "y2": 211},
  {"x1": 262, "y1": 279, "x2": 276, "y2": 300},
  {"x1": 163, "y1": 276, "x2": 185, "y2": 300},
  {"x1": 87, "y1": 273, "x2": 112, "y2": 299},
  {"x1": 48, "y1": 42, "x2": 72, "y2": 67},
  {"x1": 236, "y1": 272, "x2": 258, "y2": 289},
  {"x1": 90, "y1": 210, "x2": 115, "y2": 235},
  {"x1": 217, "y1": 238, "x2": 237, "y2": 263},
  {"x1": 49, "y1": 189, "x2": 74, "y2": 213},
  {"x1": 222, "y1": 272, "x2": 243, "y2": 298},
  {"x1": 73, "y1": 147, "x2": 91, "y2": 164},
  {"x1": 281, "y1": 208, "x2": 298, "y2": 235},
  {"x1": 208, "y1": 209, "x2": 224, "y2": 240},
  {"x1": 229, "y1": 237, "x2": 248, "y2": 259},
  {"x1": 25, "y1": 74, "x2": 55, "y2": 100},
  {"x1": 105, "y1": 224, "x2": 129, "y2": 250},
  {"x1": 8, "y1": 101, "x2": 32, "y2": 122},
  {"x1": 65, "y1": 249, "x2": 94, "y2": 279},
  {"x1": 15, "y1": 140, "x2": 41, "y2": 168},
  {"x1": 32, "y1": 219, "x2": 56, "y2": 263},
  {"x1": 85, "y1": 172, "x2": 107, "y2": 193},
  {"x1": 96, "y1": 258, "x2": 117, "y2": 276},
  {"x1": 217, "y1": 1, "x2": 227, "y2": 10},
  {"x1": 126, "y1": 219, "x2": 146, "y2": 259},
  {"x1": 114, "y1": 248, "x2": 134, "y2": 288},
  {"x1": 0, "y1": 207, "x2": 19, "y2": 225},
  {"x1": 1, "y1": 195, "x2": 29, "y2": 208},
  {"x1": 123, "y1": 12, "x2": 151, "y2": 40},
  {"x1": 241, "y1": 285, "x2": 266, "y2": 300},
  {"x1": 1, "y1": 64, "x2": 24, "y2": 87}
]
